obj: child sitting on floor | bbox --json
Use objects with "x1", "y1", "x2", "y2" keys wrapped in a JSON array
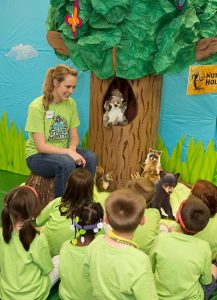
[
  {"x1": 150, "y1": 195, "x2": 217, "y2": 300},
  {"x1": 84, "y1": 188, "x2": 158, "y2": 300},
  {"x1": 191, "y1": 180, "x2": 217, "y2": 261},
  {"x1": 0, "y1": 185, "x2": 58, "y2": 300},
  {"x1": 36, "y1": 168, "x2": 94, "y2": 257},
  {"x1": 59, "y1": 202, "x2": 104, "y2": 300}
]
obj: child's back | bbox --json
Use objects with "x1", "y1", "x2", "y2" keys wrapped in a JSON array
[
  {"x1": 36, "y1": 168, "x2": 94, "y2": 256},
  {"x1": 150, "y1": 195, "x2": 215, "y2": 300},
  {"x1": 150, "y1": 232, "x2": 212, "y2": 299},
  {"x1": 0, "y1": 185, "x2": 53, "y2": 300},
  {"x1": 85, "y1": 234, "x2": 158, "y2": 300},
  {"x1": 36, "y1": 197, "x2": 72, "y2": 257},
  {"x1": 84, "y1": 188, "x2": 158, "y2": 300},
  {"x1": 59, "y1": 202, "x2": 104, "y2": 300},
  {"x1": 0, "y1": 229, "x2": 52, "y2": 300}
]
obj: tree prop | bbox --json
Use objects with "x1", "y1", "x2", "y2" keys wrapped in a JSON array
[{"x1": 47, "y1": 0, "x2": 217, "y2": 79}]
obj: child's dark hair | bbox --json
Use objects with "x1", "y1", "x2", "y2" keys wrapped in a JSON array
[
  {"x1": 59, "y1": 168, "x2": 94, "y2": 219},
  {"x1": 105, "y1": 188, "x2": 145, "y2": 232},
  {"x1": 191, "y1": 180, "x2": 217, "y2": 217},
  {"x1": 74, "y1": 202, "x2": 104, "y2": 239},
  {"x1": 2, "y1": 186, "x2": 41, "y2": 251},
  {"x1": 176, "y1": 195, "x2": 210, "y2": 235}
]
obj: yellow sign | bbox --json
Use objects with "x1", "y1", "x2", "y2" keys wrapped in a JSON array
[{"x1": 187, "y1": 65, "x2": 217, "y2": 95}]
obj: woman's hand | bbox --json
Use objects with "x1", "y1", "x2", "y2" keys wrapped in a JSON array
[{"x1": 67, "y1": 149, "x2": 86, "y2": 166}]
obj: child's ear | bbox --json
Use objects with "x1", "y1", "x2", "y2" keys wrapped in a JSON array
[
  {"x1": 140, "y1": 215, "x2": 146, "y2": 225},
  {"x1": 104, "y1": 214, "x2": 109, "y2": 224}
]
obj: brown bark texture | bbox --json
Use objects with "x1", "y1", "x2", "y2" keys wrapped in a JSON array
[
  {"x1": 89, "y1": 73, "x2": 162, "y2": 188},
  {"x1": 196, "y1": 37, "x2": 217, "y2": 61}
]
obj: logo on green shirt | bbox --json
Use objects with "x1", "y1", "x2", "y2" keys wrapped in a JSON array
[{"x1": 48, "y1": 115, "x2": 68, "y2": 141}]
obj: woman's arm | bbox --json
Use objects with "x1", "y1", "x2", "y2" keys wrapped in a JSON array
[
  {"x1": 33, "y1": 131, "x2": 86, "y2": 165},
  {"x1": 68, "y1": 128, "x2": 86, "y2": 166},
  {"x1": 33, "y1": 133, "x2": 70, "y2": 154}
]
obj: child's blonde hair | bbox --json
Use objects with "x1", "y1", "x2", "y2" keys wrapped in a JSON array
[{"x1": 105, "y1": 188, "x2": 145, "y2": 232}]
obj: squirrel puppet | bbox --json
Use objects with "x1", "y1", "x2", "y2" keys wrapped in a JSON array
[{"x1": 95, "y1": 166, "x2": 116, "y2": 192}]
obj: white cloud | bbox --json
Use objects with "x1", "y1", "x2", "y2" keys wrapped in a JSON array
[{"x1": 6, "y1": 44, "x2": 39, "y2": 61}]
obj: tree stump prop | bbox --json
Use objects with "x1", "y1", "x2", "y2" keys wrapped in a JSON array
[
  {"x1": 25, "y1": 174, "x2": 55, "y2": 209},
  {"x1": 89, "y1": 73, "x2": 163, "y2": 189}
]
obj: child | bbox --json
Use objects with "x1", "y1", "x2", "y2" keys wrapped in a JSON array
[
  {"x1": 36, "y1": 168, "x2": 93, "y2": 257},
  {"x1": 0, "y1": 185, "x2": 54, "y2": 300},
  {"x1": 149, "y1": 195, "x2": 217, "y2": 300},
  {"x1": 59, "y1": 202, "x2": 104, "y2": 300},
  {"x1": 192, "y1": 180, "x2": 217, "y2": 261},
  {"x1": 84, "y1": 188, "x2": 158, "y2": 300}
]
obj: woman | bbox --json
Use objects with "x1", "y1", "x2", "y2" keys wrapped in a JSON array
[{"x1": 25, "y1": 64, "x2": 97, "y2": 198}]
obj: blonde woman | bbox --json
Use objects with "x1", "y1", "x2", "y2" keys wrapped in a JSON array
[{"x1": 25, "y1": 64, "x2": 96, "y2": 198}]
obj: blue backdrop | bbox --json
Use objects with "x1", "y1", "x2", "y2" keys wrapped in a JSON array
[{"x1": 0, "y1": 0, "x2": 217, "y2": 159}]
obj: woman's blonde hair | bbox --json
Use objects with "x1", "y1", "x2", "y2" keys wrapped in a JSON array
[{"x1": 43, "y1": 64, "x2": 78, "y2": 110}]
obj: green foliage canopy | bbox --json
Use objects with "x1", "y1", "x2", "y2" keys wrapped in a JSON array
[{"x1": 47, "y1": 0, "x2": 217, "y2": 79}]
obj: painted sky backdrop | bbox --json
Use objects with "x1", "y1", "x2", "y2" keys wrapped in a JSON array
[{"x1": 0, "y1": 0, "x2": 217, "y2": 162}]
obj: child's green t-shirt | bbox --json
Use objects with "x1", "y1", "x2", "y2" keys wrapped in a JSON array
[
  {"x1": 84, "y1": 235, "x2": 158, "y2": 300},
  {"x1": 133, "y1": 208, "x2": 161, "y2": 255},
  {"x1": 59, "y1": 241, "x2": 94, "y2": 300},
  {"x1": 25, "y1": 95, "x2": 80, "y2": 158},
  {"x1": 0, "y1": 229, "x2": 53, "y2": 300},
  {"x1": 149, "y1": 232, "x2": 212, "y2": 300},
  {"x1": 196, "y1": 213, "x2": 217, "y2": 261},
  {"x1": 36, "y1": 197, "x2": 73, "y2": 257}
]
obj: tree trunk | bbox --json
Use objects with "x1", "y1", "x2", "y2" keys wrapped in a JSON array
[{"x1": 89, "y1": 73, "x2": 162, "y2": 188}]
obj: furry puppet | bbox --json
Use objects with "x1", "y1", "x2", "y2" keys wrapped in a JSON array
[
  {"x1": 103, "y1": 89, "x2": 128, "y2": 128},
  {"x1": 95, "y1": 166, "x2": 116, "y2": 192},
  {"x1": 131, "y1": 148, "x2": 162, "y2": 184},
  {"x1": 149, "y1": 170, "x2": 180, "y2": 220}
]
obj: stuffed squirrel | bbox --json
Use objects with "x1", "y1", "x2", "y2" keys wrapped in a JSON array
[
  {"x1": 103, "y1": 89, "x2": 128, "y2": 128},
  {"x1": 95, "y1": 166, "x2": 116, "y2": 192}
]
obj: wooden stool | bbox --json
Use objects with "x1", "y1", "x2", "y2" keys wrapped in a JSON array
[{"x1": 25, "y1": 173, "x2": 55, "y2": 209}]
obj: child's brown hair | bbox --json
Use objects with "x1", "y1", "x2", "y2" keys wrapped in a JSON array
[
  {"x1": 176, "y1": 195, "x2": 210, "y2": 235},
  {"x1": 59, "y1": 168, "x2": 94, "y2": 219},
  {"x1": 191, "y1": 180, "x2": 217, "y2": 217},
  {"x1": 2, "y1": 186, "x2": 41, "y2": 251},
  {"x1": 105, "y1": 188, "x2": 145, "y2": 232}
]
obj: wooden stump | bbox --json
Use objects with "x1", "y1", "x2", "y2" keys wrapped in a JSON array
[{"x1": 25, "y1": 174, "x2": 55, "y2": 209}]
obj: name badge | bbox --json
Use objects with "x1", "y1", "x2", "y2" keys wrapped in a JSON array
[{"x1": 46, "y1": 111, "x2": 54, "y2": 119}]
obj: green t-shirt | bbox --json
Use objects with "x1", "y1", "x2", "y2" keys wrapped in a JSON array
[
  {"x1": 149, "y1": 232, "x2": 212, "y2": 300},
  {"x1": 195, "y1": 213, "x2": 217, "y2": 261},
  {"x1": 36, "y1": 197, "x2": 73, "y2": 257},
  {"x1": 59, "y1": 241, "x2": 94, "y2": 300},
  {"x1": 25, "y1": 95, "x2": 80, "y2": 158},
  {"x1": 84, "y1": 235, "x2": 158, "y2": 300},
  {"x1": 133, "y1": 208, "x2": 161, "y2": 255},
  {"x1": 0, "y1": 229, "x2": 53, "y2": 300}
]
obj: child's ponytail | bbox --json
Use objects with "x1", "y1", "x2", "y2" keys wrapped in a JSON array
[
  {"x1": 19, "y1": 219, "x2": 37, "y2": 251},
  {"x1": 2, "y1": 203, "x2": 13, "y2": 244}
]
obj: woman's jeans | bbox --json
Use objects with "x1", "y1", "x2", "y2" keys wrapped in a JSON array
[{"x1": 26, "y1": 149, "x2": 97, "y2": 198}]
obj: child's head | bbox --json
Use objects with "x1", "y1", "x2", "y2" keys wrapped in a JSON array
[
  {"x1": 191, "y1": 180, "x2": 217, "y2": 217},
  {"x1": 60, "y1": 168, "x2": 94, "y2": 218},
  {"x1": 176, "y1": 195, "x2": 210, "y2": 235},
  {"x1": 73, "y1": 202, "x2": 104, "y2": 244},
  {"x1": 2, "y1": 185, "x2": 41, "y2": 250},
  {"x1": 105, "y1": 188, "x2": 145, "y2": 233}
]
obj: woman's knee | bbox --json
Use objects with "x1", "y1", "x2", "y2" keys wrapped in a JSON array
[{"x1": 57, "y1": 155, "x2": 76, "y2": 173}]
